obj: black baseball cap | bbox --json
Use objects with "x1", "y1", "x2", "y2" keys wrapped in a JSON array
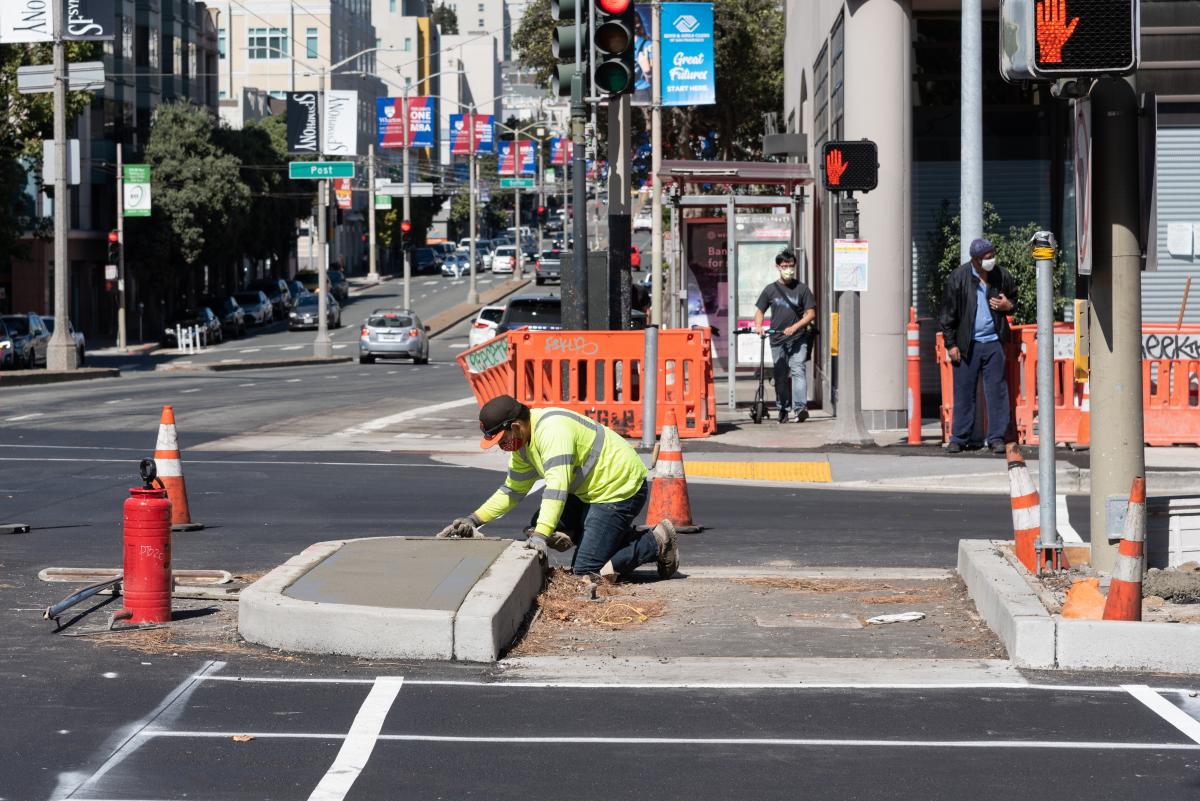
[{"x1": 479, "y1": 395, "x2": 526, "y2": 449}]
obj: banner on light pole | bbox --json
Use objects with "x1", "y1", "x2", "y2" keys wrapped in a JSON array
[
  {"x1": 123, "y1": 164, "x2": 151, "y2": 217},
  {"x1": 286, "y1": 92, "x2": 320, "y2": 154},
  {"x1": 323, "y1": 90, "x2": 359, "y2": 156},
  {"x1": 449, "y1": 114, "x2": 494, "y2": 154}
]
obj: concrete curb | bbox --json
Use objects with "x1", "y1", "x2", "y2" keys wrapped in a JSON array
[
  {"x1": 426, "y1": 278, "x2": 531, "y2": 338},
  {"x1": 958, "y1": 538, "x2": 1200, "y2": 672},
  {"x1": 0, "y1": 367, "x2": 120, "y2": 387},
  {"x1": 238, "y1": 536, "x2": 542, "y2": 661},
  {"x1": 155, "y1": 356, "x2": 352, "y2": 372}
]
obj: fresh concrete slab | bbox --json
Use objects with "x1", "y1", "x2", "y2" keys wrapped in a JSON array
[
  {"x1": 239, "y1": 536, "x2": 543, "y2": 661},
  {"x1": 958, "y1": 538, "x2": 1200, "y2": 673}
]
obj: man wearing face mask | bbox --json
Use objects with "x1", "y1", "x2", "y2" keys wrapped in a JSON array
[
  {"x1": 436, "y1": 395, "x2": 679, "y2": 583},
  {"x1": 938, "y1": 237, "x2": 1019, "y2": 454},
  {"x1": 754, "y1": 250, "x2": 818, "y2": 423}
]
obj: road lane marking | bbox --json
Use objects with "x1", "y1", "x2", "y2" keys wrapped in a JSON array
[
  {"x1": 281, "y1": 345, "x2": 303, "y2": 351},
  {"x1": 239, "y1": 348, "x2": 261, "y2": 353},
  {"x1": 50, "y1": 660, "x2": 226, "y2": 801},
  {"x1": 180, "y1": 388, "x2": 201, "y2": 393},
  {"x1": 0, "y1": 457, "x2": 472, "y2": 469},
  {"x1": 1124, "y1": 685, "x2": 1200, "y2": 745},
  {"x1": 449, "y1": 344, "x2": 468, "y2": 349},
  {"x1": 4, "y1": 413, "x2": 44, "y2": 421},
  {"x1": 134, "y1": 730, "x2": 1200, "y2": 751},
  {"x1": 336, "y1": 396, "x2": 476, "y2": 436},
  {"x1": 103, "y1": 398, "x2": 132, "y2": 405},
  {"x1": 239, "y1": 383, "x2": 257, "y2": 387},
  {"x1": 286, "y1": 378, "x2": 302, "y2": 383},
  {"x1": 333, "y1": 344, "x2": 348, "y2": 349},
  {"x1": 422, "y1": 280, "x2": 437, "y2": 285},
  {"x1": 306, "y1": 677, "x2": 403, "y2": 801},
  {"x1": 1056, "y1": 494, "x2": 1083, "y2": 543}
]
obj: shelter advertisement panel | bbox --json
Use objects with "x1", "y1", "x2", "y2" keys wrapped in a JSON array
[
  {"x1": 632, "y1": 3, "x2": 715, "y2": 107},
  {"x1": 684, "y1": 218, "x2": 728, "y2": 364},
  {"x1": 449, "y1": 114, "x2": 494, "y2": 154},
  {"x1": 733, "y1": 213, "x2": 792, "y2": 365},
  {"x1": 286, "y1": 92, "x2": 320, "y2": 154},
  {"x1": 323, "y1": 90, "x2": 358, "y2": 156}
]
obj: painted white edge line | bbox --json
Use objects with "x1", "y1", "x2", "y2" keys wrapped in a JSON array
[
  {"x1": 135, "y1": 730, "x2": 1199, "y2": 751},
  {"x1": 0, "y1": 457, "x2": 472, "y2": 469},
  {"x1": 1056, "y1": 494, "x2": 1084, "y2": 543},
  {"x1": 335, "y1": 396, "x2": 477, "y2": 436},
  {"x1": 306, "y1": 677, "x2": 404, "y2": 801},
  {"x1": 1124, "y1": 684, "x2": 1200, "y2": 745}
]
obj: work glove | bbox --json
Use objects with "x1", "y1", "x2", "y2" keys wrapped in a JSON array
[
  {"x1": 436, "y1": 515, "x2": 482, "y2": 539},
  {"x1": 523, "y1": 528, "x2": 574, "y2": 552}
]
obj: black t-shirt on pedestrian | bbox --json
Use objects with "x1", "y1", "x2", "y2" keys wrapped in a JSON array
[{"x1": 755, "y1": 280, "x2": 816, "y2": 346}]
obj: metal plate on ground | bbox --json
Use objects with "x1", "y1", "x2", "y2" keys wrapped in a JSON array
[{"x1": 283, "y1": 537, "x2": 509, "y2": 611}]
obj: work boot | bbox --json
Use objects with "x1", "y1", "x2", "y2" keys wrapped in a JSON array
[{"x1": 652, "y1": 520, "x2": 679, "y2": 579}]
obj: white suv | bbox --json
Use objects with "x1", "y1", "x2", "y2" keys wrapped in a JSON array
[{"x1": 491, "y1": 245, "x2": 516, "y2": 273}]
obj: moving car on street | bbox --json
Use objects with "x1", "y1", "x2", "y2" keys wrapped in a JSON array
[
  {"x1": 491, "y1": 245, "x2": 516, "y2": 274},
  {"x1": 493, "y1": 295, "x2": 562, "y2": 335},
  {"x1": 42, "y1": 316, "x2": 86, "y2": 365},
  {"x1": 468, "y1": 304, "x2": 506, "y2": 348},
  {"x1": 633, "y1": 210, "x2": 653, "y2": 232},
  {"x1": 0, "y1": 312, "x2": 50, "y2": 368},
  {"x1": 534, "y1": 250, "x2": 562, "y2": 285},
  {"x1": 288, "y1": 292, "x2": 341, "y2": 330},
  {"x1": 327, "y1": 269, "x2": 350, "y2": 303},
  {"x1": 413, "y1": 247, "x2": 442, "y2": 276},
  {"x1": 234, "y1": 290, "x2": 274, "y2": 326},
  {"x1": 359, "y1": 308, "x2": 429, "y2": 364}
]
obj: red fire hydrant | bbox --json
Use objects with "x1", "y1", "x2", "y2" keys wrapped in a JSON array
[{"x1": 123, "y1": 459, "x2": 173, "y2": 624}]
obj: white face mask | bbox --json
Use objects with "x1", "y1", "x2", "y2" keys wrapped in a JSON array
[
  {"x1": 779, "y1": 268, "x2": 796, "y2": 281},
  {"x1": 980, "y1": 257, "x2": 997, "y2": 272}
]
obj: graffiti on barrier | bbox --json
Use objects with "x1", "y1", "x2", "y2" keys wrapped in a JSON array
[
  {"x1": 1143, "y1": 334, "x2": 1200, "y2": 361},
  {"x1": 464, "y1": 338, "x2": 509, "y2": 373},
  {"x1": 544, "y1": 335, "x2": 600, "y2": 357}
]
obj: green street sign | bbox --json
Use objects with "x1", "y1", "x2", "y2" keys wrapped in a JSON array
[
  {"x1": 289, "y1": 161, "x2": 355, "y2": 180},
  {"x1": 374, "y1": 195, "x2": 393, "y2": 210},
  {"x1": 500, "y1": 178, "x2": 535, "y2": 189}
]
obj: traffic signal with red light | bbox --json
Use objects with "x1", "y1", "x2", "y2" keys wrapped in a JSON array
[
  {"x1": 107, "y1": 230, "x2": 120, "y2": 264},
  {"x1": 999, "y1": 0, "x2": 1138, "y2": 82},
  {"x1": 400, "y1": 219, "x2": 413, "y2": 249},
  {"x1": 821, "y1": 141, "x2": 878, "y2": 193},
  {"x1": 593, "y1": 0, "x2": 635, "y2": 95}
]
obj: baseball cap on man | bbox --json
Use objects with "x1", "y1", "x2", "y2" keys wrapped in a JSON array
[
  {"x1": 479, "y1": 395, "x2": 526, "y2": 449},
  {"x1": 969, "y1": 238, "x2": 995, "y2": 259}
]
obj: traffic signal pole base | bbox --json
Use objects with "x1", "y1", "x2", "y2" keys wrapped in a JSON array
[
  {"x1": 312, "y1": 335, "x2": 333, "y2": 359},
  {"x1": 47, "y1": 336, "x2": 79, "y2": 371}
]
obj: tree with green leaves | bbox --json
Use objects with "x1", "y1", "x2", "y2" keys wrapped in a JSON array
[{"x1": 432, "y1": 4, "x2": 459, "y2": 35}]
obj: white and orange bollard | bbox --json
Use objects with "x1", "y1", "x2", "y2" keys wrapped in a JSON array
[
  {"x1": 1102, "y1": 476, "x2": 1146, "y2": 621},
  {"x1": 154, "y1": 405, "x2": 203, "y2": 532},
  {"x1": 906, "y1": 307, "x2": 922, "y2": 445},
  {"x1": 646, "y1": 409, "x2": 700, "y2": 533}
]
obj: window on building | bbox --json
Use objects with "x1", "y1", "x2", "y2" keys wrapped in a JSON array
[
  {"x1": 478, "y1": 2, "x2": 484, "y2": 10},
  {"x1": 307, "y1": 27, "x2": 318, "y2": 58},
  {"x1": 829, "y1": 12, "x2": 844, "y2": 139},
  {"x1": 218, "y1": 27, "x2": 226, "y2": 58},
  {"x1": 390, "y1": 0, "x2": 396, "y2": 10},
  {"x1": 403, "y1": 36, "x2": 412, "y2": 51},
  {"x1": 248, "y1": 27, "x2": 288, "y2": 59}
]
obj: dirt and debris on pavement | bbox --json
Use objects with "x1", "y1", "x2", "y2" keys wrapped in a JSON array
[{"x1": 509, "y1": 568, "x2": 1003, "y2": 660}]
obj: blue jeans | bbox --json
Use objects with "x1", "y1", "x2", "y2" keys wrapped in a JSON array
[
  {"x1": 771, "y1": 339, "x2": 810, "y2": 412},
  {"x1": 531, "y1": 482, "x2": 657, "y2": 575},
  {"x1": 950, "y1": 339, "x2": 1010, "y2": 446}
]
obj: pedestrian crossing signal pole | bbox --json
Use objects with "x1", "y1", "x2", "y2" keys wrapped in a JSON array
[{"x1": 828, "y1": 194, "x2": 873, "y2": 446}]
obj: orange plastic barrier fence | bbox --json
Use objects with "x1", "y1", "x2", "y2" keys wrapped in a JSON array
[
  {"x1": 456, "y1": 328, "x2": 717, "y2": 438},
  {"x1": 935, "y1": 323, "x2": 1200, "y2": 446}
]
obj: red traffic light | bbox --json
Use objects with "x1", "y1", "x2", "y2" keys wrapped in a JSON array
[
  {"x1": 597, "y1": 0, "x2": 630, "y2": 12},
  {"x1": 537, "y1": 206, "x2": 545, "y2": 214},
  {"x1": 400, "y1": 220, "x2": 412, "y2": 233},
  {"x1": 108, "y1": 230, "x2": 119, "y2": 243}
]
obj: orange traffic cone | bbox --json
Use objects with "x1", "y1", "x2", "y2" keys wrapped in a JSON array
[
  {"x1": 1103, "y1": 476, "x2": 1146, "y2": 621},
  {"x1": 646, "y1": 409, "x2": 700, "y2": 533},
  {"x1": 154, "y1": 405, "x2": 203, "y2": 532},
  {"x1": 1006, "y1": 443, "x2": 1040, "y2": 573}
]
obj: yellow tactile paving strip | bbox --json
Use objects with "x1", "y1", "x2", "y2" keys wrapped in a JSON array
[{"x1": 682, "y1": 460, "x2": 833, "y2": 483}]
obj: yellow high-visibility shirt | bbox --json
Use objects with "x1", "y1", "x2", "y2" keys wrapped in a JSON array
[{"x1": 472, "y1": 407, "x2": 647, "y2": 536}]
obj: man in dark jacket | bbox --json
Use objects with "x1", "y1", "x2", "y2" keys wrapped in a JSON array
[{"x1": 938, "y1": 237, "x2": 1018, "y2": 454}]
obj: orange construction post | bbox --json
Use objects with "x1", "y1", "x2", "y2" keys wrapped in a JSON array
[
  {"x1": 1102, "y1": 476, "x2": 1146, "y2": 621},
  {"x1": 906, "y1": 307, "x2": 922, "y2": 445}
]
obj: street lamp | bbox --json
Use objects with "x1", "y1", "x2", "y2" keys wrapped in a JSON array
[{"x1": 492, "y1": 118, "x2": 557, "y2": 281}]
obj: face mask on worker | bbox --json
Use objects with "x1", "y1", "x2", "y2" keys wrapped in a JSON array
[
  {"x1": 779, "y1": 267, "x2": 796, "y2": 282},
  {"x1": 499, "y1": 430, "x2": 524, "y2": 452},
  {"x1": 980, "y1": 257, "x2": 996, "y2": 272}
]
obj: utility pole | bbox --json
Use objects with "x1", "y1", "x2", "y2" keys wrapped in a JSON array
[
  {"x1": 367, "y1": 143, "x2": 377, "y2": 281},
  {"x1": 537, "y1": 137, "x2": 545, "y2": 257},
  {"x1": 402, "y1": 91, "x2": 412, "y2": 310},
  {"x1": 568, "y1": 75, "x2": 589, "y2": 330},
  {"x1": 829, "y1": 195, "x2": 873, "y2": 445},
  {"x1": 313, "y1": 66, "x2": 332, "y2": 359},
  {"x1": 1088, "y1": 77, "x2": 1144, "y2": 574},
  {"x1": 960, "y1": 0, "x2": 983, "y2": 258},
  {"x1": 47, "y1": 8, "x2": 77, "y2": 371},
  {"x1": 117, "y1": 142, "x2": 127, "y2": 351},
  {"x1": 607, "y1": 94, "x2": 632, "y2": 330},
  {"x1": 650, "y1": 0, "x2": 663, "y2": 326},
  {"x1": 467, "y1": 103, "x2": 480, "y2": 304}
]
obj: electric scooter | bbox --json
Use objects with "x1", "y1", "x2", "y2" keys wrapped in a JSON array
[{"x1": 736, "y1": 327, "x2": 775, "y2": 424}]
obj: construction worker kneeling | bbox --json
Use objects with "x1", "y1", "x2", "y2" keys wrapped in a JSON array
[{"x1": 437, "y1": 395, "x2": 679, "y2": 583}]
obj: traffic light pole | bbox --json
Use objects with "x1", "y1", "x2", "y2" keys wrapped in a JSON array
[
  {"x1": 468, "y1": 104, "x2": 479, "y2": 305},
  {"x1": 368, "y1": 143, "x2": 378, "y2": 281},
  {"x1": 314, "y1": 66, "x2": 332, "y2": 359},
  {"x1": 538, "y1": 144, "x2": 545, "y2": 256},
  {"x1": 1087, "y1": 77, "x2": 1144, "y2": 574},
  {"x1": 650, "y1": 0, "x2": 663, "y2": 327},
  {"x1": 607, "y1": 93, "x2": 632, "y2": 330},
  {"x1": 117, "y1": 142, "x2": 127, "y2": 352},
  {"x1": 47, "y1": 11, "x2": 77, "y2": 371},
  {"x1": 402, "y1": 91, "x2": 412, "y2": 311},
  {"x1": 829, "y1": 194, "x2": 873, "y2": 446}
]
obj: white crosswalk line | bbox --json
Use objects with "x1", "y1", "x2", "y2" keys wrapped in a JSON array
[
  {"x1": 449, "y1": 344, "x2": 468, "y2": 349},
  {"x1": 306, "y1": 677, "x2": 403, "y2": 801},
  {"x1": 281, "y1": 345, "x2": 303, "y2": 351},
  {"x1": 239, "y1": 348, "x2": 261, "y2": 353},
  {"x1": 4, "y1": 413, "x2": 43, "y2": 422}
]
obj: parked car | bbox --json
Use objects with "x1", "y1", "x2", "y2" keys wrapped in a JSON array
[
  {"x1": 327, "y1": 269, "x2": 350, "y2": 303},
  {"x1": 494, "y1": 295, "x2": 562, "y2": 335},
  {"x1": 0, "y1": 318, "x2": 24, "y2": 369},
  {"x1": 202, "y1": 296, "x2": 248, "y2": 339},
  {"x1": 534, "y1": 250, "x2": 563, "y2": 285},
  {"x1": 359, "y1": 308, "x2": 429, "y2": 364},
  {"x1": 441, "y1": 252, "x2": 469, "y2": 278},
  {"x1": 288, "y1": 292, "x2": 341, "y2": 330},
  {"x1": 286, "y1": 280, "x2": 308, "y2": 304},
  {"x1": 491, "y1": 245, "x2": 516, "y2": 274},
  {"x1": 630, "y1": 244, "x2": 642, "y2": 270},
  {"x1": 468, "y1": 304, "x2": 506, "y2": 349},
  {"x1": 633, "y1": 211, "x2": 653, "y2": 232},
  {"x1": 248, "y1": 278, "x2": 293, "y2": 317},
  {"x1": 412, "y1": 247, "x2": 442, "y2": 276},
  {"x1": 294, "y1": 271, "x2": 321, "y2": 293},
  {"x1": 163, "y1": 306, "x2": 223, "y2": 346},
  {"x1": 0, "y1": 312, "x2": 51, "y2": 368},
  {"x1": 42, "y1": 316, "x2": 86, "y2": 365},
  {"x1": 234, "y1": 290, "x2": 273, "y2": 326}
]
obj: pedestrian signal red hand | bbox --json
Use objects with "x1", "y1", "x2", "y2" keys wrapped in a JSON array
[
  {"x1": 825, "y1": 148, "x2": 848, "y2": 186},
  {"x1": 1035, "y1": 0, "x2": 1079, "y2": 63}
]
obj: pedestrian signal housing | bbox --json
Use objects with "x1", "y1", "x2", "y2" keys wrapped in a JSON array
[
  {"x1": 107, "y1": 230, "x2": 120, "y2": 264},
  {"x1": 821, "y1": 141, "x2": 878, "y2": 193},
  {"x1": 999, "y1": 0, "x2": 1138, "y2": 82},
  {"x1": 551, "y1": 0, "x2": 588, "y2": 97},
  {"x1": 593, "y1": 0, "x2": 636, "y2": 95}
]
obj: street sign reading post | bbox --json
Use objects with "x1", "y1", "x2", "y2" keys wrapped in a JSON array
[{"x1": 289, "y1": 162, "x2": 355, "y2": 180}]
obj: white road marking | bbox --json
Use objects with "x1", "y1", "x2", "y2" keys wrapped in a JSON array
[
  {"x1": 281, "y1": 345, "x2": 303, "y2": 351},
  {"x1": 219, "y1": 358, "x2": 243, "y2": 364},
  {"x1": 1124, "y1": 685, "x2": 1200, "y2": 745},
  {"x1": 422, "y1": 280, "x2": 437, "y2": 285},
  {"x1": 239, "y1": 348, "x2": 261, "y2": 353},
  {"x1": 336, "y1": 396, "x2": 476, "y2": 436},
  {"x1": 305, "y1": 677, "x2": 403, "y2": 801},
  {"x1": 180, "y1": 388, "x2": 201, "y2": 393},
  {"x1": 387, "y1": 371, "x2": 398, "y2": 375},
  {"x1": 5, "y1": 413, "x2": 44, "y2": 422},
  {"x1": 286, "y1": 378, "x2": 302, "y2": 383},
  {"x1": 49, "y1": 661, "x2": 225, "y2": 801},
  {"x1": 1056, "y1": 494, "x2": 1083, "y2": 543},
  {"x1": 0, "y1": 456, "x2": 471, "y2": 469},
  {"x1": 103, "y1": 398, "x2": 132, "y2": 405},
  {"x1": 333, "y1": 344, "x2": 348, "y2": 350},
  {"x1": 239, "y1": 383, "x2": 257, "y2": 387},
  {"x1": 134, "y1": 730, "x2": 1200, "y2": 751},
  {"x1": 449, "y1": 344, "x2": 468, "y2": 349}
]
